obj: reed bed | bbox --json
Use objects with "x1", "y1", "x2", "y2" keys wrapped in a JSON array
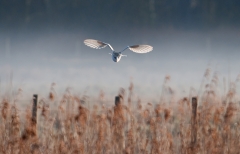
[{"x1": 0, "y1": 72, "x2": 240, "y2": 154}]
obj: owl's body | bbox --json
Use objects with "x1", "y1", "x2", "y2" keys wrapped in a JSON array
[{"x1": 112, "y1": 52, "x2": 122, "y2": 62}]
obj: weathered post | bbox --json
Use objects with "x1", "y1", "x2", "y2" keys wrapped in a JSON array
[
  {"x1": 32, "y1": 94, "x2": 38, "y2": 125},
  {"x1": 115, "y1": 96, "x2": 120, "y2": 106},
  {"x1": 191, "y1": 97, "x2": 198, "y2": 146},
  {"x1": 114, "y1": 95, "x2": 125, "y2": 151}
]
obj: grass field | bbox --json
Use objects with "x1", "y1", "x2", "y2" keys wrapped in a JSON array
[{"x1": 0, "y1": 71, "x2": 240, "y2": 154}]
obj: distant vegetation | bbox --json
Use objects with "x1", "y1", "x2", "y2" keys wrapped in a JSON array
[{"x1": 1, "y1": 0, "x2": 240, "y2": 30}]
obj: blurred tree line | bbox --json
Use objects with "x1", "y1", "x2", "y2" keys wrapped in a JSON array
[{"x1": 0, "y1": 0, "x2": 240, "y2": 31}]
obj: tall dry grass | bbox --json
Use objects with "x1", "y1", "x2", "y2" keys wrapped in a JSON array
[{"x1": 0, "y1": 72, "x2": 240, "y2": 153}]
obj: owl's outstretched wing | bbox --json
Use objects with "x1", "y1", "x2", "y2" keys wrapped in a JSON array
[
  {"x1": 121, "y1": 45, "x2": 153, "y2": 53},
  {"x1": 128, "y1": 45, "x2": 153, "y2": 53},
  {"x1": 84, "y1": 39, "x2": 114, "y2": 51}
]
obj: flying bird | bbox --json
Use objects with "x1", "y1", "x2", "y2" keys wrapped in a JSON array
[{"x1": 84, "y1": 39, "x2": 153, "y2": 62}]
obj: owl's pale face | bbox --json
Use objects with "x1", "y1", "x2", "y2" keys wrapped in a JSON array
[{"x1": 112, "y1": 52, "x2": 121, "y2": 62}]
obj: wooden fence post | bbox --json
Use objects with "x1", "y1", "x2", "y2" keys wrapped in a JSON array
[
  {"x1": 115, "y1": 96, "x2": 120, "y2": 106},
  {"x1": 115, "y1": 95, "x2": 124, "y2": 106},
  {"x1": 32, "y1": 94, "x2": 38, "y2": 125},
  {"x1": 191, "y1": 97, "x2": 198, "y2": 147}
]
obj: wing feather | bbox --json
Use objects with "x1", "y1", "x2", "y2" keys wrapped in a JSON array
[
  {"x1": 128, "y1": 45, "x2": 153, "y2": 53},
  {"x1": 84, "y1": 39, "x2": 114, "y2": 51}
]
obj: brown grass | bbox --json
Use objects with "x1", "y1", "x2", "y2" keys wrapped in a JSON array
[{"x1": 1, "y1": 72, "x2": 240, "y2": 154}]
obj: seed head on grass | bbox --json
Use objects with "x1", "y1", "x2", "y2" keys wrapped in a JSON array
[
  {"x1": 224, "y1": 102, "x2": 236, "y2": 124},
  {"x1": 164, "y1": 108, "x2": 171, "y2": 122},
  {"x1": 1, "y1": 99, "x2": 9, "y2": 120}
]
